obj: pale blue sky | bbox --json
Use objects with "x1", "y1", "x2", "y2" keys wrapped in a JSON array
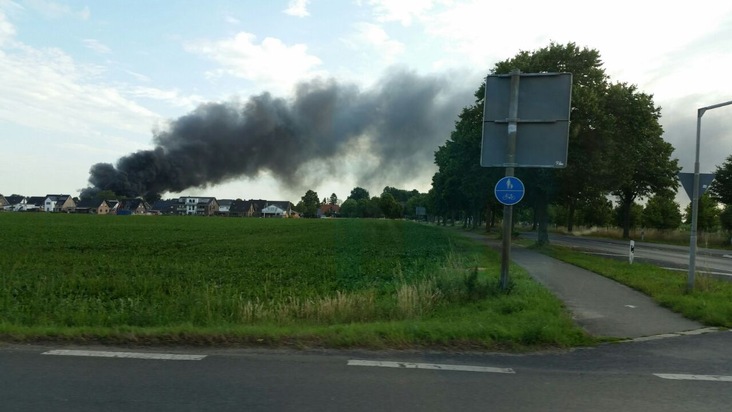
[{"x1": 1, "y1": 0, "x2": 731, "y2": 203}]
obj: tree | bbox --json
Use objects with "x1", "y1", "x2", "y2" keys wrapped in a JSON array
[
  {"x1": 684, "y1": 193, "x2": 721, "y2": 234},
  {"x1": 614, "y1": 202, "x2": 643, "y2": 232},
  {"x1": 493, "y1": 42, "x2": 611, "y2": 241},
  {"x1": 300, "y1": 190, "x2": 320, "y2": 218},
  {"x1": 379, "y1": 193, "x2": 403, "y2": 219},
  {"x1": 329, "y1": 193, "x2": 338, "y2": 205},
  {"x1": 340, "y1": 199, "x2": 358, "y2": 217},
  {"x1": 359, "y1": 197, "x2": 383, "y2": 218},
  {"x1": 720, "y1": 205, "x2": 732, "y2": 234},
  {"x1": 642, "y1": 193, "x2": 682, "y2": 231},
  {"x1": 349, "y1": 187, "x2": 370, "y2": 202},
  {"x1": 405, "y1": 192, "x2": 429, "y2": 219},
  {"x1": 604, "y1": 83, "x2": 680, "y2": 238},
  {"x1": 710, "y1": 154, "x2": 732, "y2": 205}
]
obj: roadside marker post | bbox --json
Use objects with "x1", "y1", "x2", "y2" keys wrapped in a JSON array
[{"x1": 629, "y1": 240, "x2": 635, "y2": 264}]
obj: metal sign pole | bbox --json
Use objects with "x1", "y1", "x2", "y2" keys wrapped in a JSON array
[
  {"x1": 687, "y1": 99, "x2": 732, "y2": 292},
  {"x1": 500, "y1": 70, "x2": 521, "y2": 290}
]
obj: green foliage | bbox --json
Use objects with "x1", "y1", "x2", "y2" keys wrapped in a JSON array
[
  {"x1": 348, "y1": 187, "x2": 370, "y2": 202},
  {"x1": 643, "y1": 193, "x2": 682, "y2": 230},
  {"x1": 721, "y1": 205, "x2": 732, "y2": 233},
  {"x1": 710, "y1": 154, "x2": 732, "y2": 205},
  {"x1": 605, "y1": 83, "x2": 680, "y2": 238},
  {"x1": 328, "y1": 193, "x2": 338, "y2": 205},
  {"x1": 430, "y1": 42, "x2": 681, "y2": 239},
  {"x1": 405, "y1": 192, "x2": 430, "y2": 219},
  {"x1": 494, "y1": 42, "x2": 611, "y2": 236},
  {"x1": 300, "y1": 189, "x2": 320, "y2": 218},
  {"x1": 339, "y1": 199, "x2": 358, "y2": 218},
  {"x1": 684, "y1": 193, "x2": 721, "y2": 233},
  {"x1": 614, "y1": 202, "x2": 643, "y2": 230},
  {"x1": 378, "y1": 192, "x2": 403, "y2": 219}
]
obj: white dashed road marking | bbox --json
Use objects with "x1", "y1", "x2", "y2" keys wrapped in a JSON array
[
  {"x1": 348, "y1": 360, "x2": 515, "y2": 374},
  {"x1": 654, "y1": 373, "x2": 732, "y2": 382},
  {"x1": 623, "y1": 327, "x2": 721, "y2": 343},
  {"x1": 42, "y1": 350, "x2": 206, "y2": 361}
]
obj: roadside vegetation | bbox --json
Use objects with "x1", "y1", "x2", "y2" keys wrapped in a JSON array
[
  {"x1": 536, "y1": 244, "x2": 732, "y2": 328},
  {"x1": 0, "y1": 213, "x2": 592, "y2": 350}
]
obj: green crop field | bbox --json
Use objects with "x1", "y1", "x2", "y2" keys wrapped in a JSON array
[{"x1": 0, "y1": 213, "x2": 591, "y2": 349}]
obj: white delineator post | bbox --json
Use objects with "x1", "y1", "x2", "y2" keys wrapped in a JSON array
[{"x1": 629, "y1": 240, "x2": 635, "y2": 264}]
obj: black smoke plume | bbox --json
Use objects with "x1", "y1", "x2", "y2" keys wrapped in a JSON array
[{"x1": 82, "y1": 69, "x2": 472, "y2": 200}]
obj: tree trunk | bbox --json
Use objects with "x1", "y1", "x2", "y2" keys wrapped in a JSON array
[
  {"x1": 622, "y1": 198, "x2": 632, "y2": 239},
  {"x1": 536, "y1": 197, "x2": 550, "y2": 245},
  {"x1": 567, "y1": 199, "x2": 576, "y2": 233}
]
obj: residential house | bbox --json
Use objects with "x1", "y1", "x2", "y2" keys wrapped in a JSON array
[
  {"x1": 44, "y1": 194, "x2": 76, "y2": 212},
  {"x1": 151, "y1": 199, "x2": 179, "y2": 215},
  {"x1": 0, "y1": 195, "x2": 8, "y2": 209},
  {"x1": 75, "y1": 199, "x2": 113, "y2": 214},
  {"x1": 318, "y1": 203, "x2": 340, "y2": 218},
  {"x1": 216, "y1": 199, "x2": 234, "y2": 215},
  {"x1": 107, "y1": 200, "x2": 120, "y2": 214},
  {"x1": 176, "y1": 197, "x2": 219, "y2": 216},
  {"x1": 3, "y1": 195, "x2": 26, "y2": 211},
  {"x1": 229, "y1": 199, "x2": 267, "y2": 217},
  {"x1": 25, "y1": 196, "x2": 46, "y2": 211},
  {"x1": 262, "y1": 204, "x2": 287, "y2": 218},
  {"x1": 116, "y1": 198, "x2": 150, "y2": 215},
  {"x1": 267, "y1": 201, "x2": 295, "y2": 218}
]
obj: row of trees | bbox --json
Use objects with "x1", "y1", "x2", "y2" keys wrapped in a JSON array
[
  {"x1": 295, "y1": 186, "x2": 430, "y2": 219},
  {"x1": 430, "y1": 42, "x2": 683, "y2": 241}
]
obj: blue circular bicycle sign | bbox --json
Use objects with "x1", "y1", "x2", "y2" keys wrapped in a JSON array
[{"x1": 494, "y1": 176, "x2": 525, "y2": 206}]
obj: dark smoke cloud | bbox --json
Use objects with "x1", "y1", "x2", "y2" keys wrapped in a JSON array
[{"x1": 83, "y1": 69, "x2": 474, "y2": 199}]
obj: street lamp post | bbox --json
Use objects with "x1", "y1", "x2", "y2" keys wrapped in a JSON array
[{"x1": 687, "y1": 99, "x2": 732, "y2": 292}]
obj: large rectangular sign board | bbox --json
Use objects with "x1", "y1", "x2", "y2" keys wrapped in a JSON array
[{"x1": 481, "y1": 72, "x2": 572, "y2": 168}]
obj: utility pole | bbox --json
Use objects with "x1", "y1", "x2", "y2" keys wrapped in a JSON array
[{"x1": 687, "y1": 99, "x2": 732, "y2": 292}]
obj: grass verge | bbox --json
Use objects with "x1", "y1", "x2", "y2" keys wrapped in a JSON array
[{"x1": 536, "y1": 244, "x2": 732, "y2": 328}]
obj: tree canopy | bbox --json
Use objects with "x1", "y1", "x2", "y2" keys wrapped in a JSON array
[
  {"x1": 710, "y1": 155, "x2": 732, "y2": 205},
  {"x1": 300, "y1": 190, "x2": 320, "y2": 218},
  {"x1": 429, "y1": 42, "x2": 682, "y2": 241}
]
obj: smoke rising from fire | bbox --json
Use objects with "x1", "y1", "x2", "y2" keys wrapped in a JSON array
[{"x1": 83, "y1": 69, "x2": 472, "y2": 200}]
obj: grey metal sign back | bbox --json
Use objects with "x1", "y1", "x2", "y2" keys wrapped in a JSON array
[
  {"x1": 678, "y1": 172, "x2": 715, "y2": 200},
  {"x1": 481, "y1": 72, "x2": 572, "y2": 168}
]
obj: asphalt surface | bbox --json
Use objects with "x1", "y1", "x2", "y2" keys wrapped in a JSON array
[
  {"x1": 459, "y1": 231, "x2": 706, "y2": 339},
  {"x1": 2, "y1": 331, "x2": 731, "y2": 412},
  {"x1": 521, "y1": 232, "x2": 732, "y2": 278}
]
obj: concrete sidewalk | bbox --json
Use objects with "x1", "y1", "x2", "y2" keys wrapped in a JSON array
[
  {"x1": 462, "y1": 232, "x2": 704, "y2": 338},
  {"x1": 509, "y1": 247, "x2": 703, "y2": 338}
]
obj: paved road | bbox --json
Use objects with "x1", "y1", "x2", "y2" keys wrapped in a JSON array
[
  {"x1": 2, "y1": 332, "x2": 731, "y2": 412},
  {"x1": 521, "y1": 232, "x2": 732, "y2": 278}
]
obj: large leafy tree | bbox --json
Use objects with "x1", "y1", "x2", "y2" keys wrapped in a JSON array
[
  {"x1": 604, "y1": 83, "x2": 680, "y2": 238},
  {"x1": 684, "y1": 193, "x2": 721, "y2": 234},
  {"x1": 710, "y1": 155, "x2": 732, "y2": 205},
  {"x1": 492, "y1": 42, "x2": 610, "y2": 242},
  {"x1": 300, "y1": 189, "x2": 320, "y2": 218},
  {"x1": 432, "y1": 90, "x2": 501, "y2": 229},
  {"x1": 379, "y1": 192, "x2": 403, "y2": 219},
  {"x1": 348, "y1": 187, "x2": 370, "y2": 202}
]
